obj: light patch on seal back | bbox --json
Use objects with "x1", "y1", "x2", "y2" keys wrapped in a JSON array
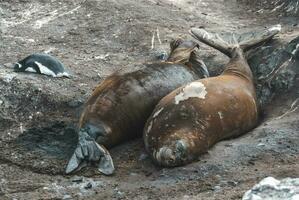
[
  {"x1": 175, "y1": 82, "x2": 207, "y2": 104},
  {"x1": 292, "y1": 44, "x2": 299, "y2": 55},
  {"x1": 153, "y1": 107, "x2": 164, "y2": 118},
  {"x1": 268, "y1": 24, "x2": 281, "y2": 32},
  {"x1": 218, "y1": 111, "x2": 224, "y2": 119},
  {"x1": 146, "y1": 121, "x2": 153, "y2": 134},
  {"x1": 34, "y1": 61, "x2": 56, "y2": 77}
]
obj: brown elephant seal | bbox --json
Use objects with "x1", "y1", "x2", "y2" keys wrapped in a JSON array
[
  {"x1": 143, "y1": 25, "x2": 281, "y2": 167},
  {"x1": 66, "y1": 39, "x2": 210, "y2": 175}
]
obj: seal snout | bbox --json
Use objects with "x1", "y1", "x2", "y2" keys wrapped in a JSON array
[{"x1": 153, "y1": 139, "x2": 190, "y2": 167}]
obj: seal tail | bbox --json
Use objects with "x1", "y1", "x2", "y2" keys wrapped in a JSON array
[
  {"x1": 66, "y1": 131, "x2": 114, "y2": 175},
  {"x1": 189, "y1": 25, "x2": 281, "y2": 58}
]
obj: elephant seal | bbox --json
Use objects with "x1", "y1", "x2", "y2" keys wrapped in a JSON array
[
  {"x1": 14, "y1": 53, "x2": 70, "y2": 78},
  {"x1": 66, "y1": 39, "x2": 209, "y2": 175},
  {"x1": 143, "y1": 25, "x2": 281, "y2": 167}
]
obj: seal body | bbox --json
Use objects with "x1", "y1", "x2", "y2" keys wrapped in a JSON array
[
  {"x1": 66, "y1": 39, "x2": 210, "y2": 174},
  {"x1": 80, "y1": 62, "x2": 205, "y2": 148},
  {"x1": 14, "y1": 53, "x2": 70, "y2": 77},
  {"x1": 144, "y1": 51, "x2": 258, "y2": 166},
  {"x1": 143, "y1": 25, "x2": 280, "y2": 167}
]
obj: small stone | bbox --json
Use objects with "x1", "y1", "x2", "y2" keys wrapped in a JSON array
[
  {"x1": 227, "y1": 181, "x2": 238, "y2": 187},
  {"x1": 68, "y1": 99, "x2": 83, "y2": 108},
  {"x1": 115, "y1": 190, "x2": 125, "y2": 199},
  {"x1": 212, "y1": 185, "x2": 221, "y2": 191},
  {"x1": 71, "y1": 176, "x2": 83, "y2": 183},
  {"x1": 138, "y1": 153, "x2": 148, "y2": 161},
  {"x1": 62, "y1": 194, "x2": 72, "y2": 200},
  {"x1": 257, "y1": 143, "x2": 265, "y2": 147},
  {"x1": 2, "y1": 74, "x2": 16, "y2": 83},
  {"x1": 84, "y1": 182, "x2": 93, "y2": 189}
]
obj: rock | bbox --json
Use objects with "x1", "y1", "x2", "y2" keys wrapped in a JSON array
[
  {"x1": 150, "y1": 49, "x2": 168, "y2": 61},
  {"x1": 138, "y1": 153, "x2": 148, "y2": 161},
  {"x1": 113, "y1": 188, "x2": 125, "y2": 199},
  {"x1": 84, "y1": 182, "x2": 93, "y2": 189},
  {"x1": 68, "y1": 99, "x2": 83, "y2": 108},
  {"x1": 242, "y1": 177, "x2": 299, "y2": 200},
  {"x1": 248, "y1": 35, "x2": 299, "y2": 107},
  {"x1": 1, "y1": 73, "x2": 16, "y2": 83}
]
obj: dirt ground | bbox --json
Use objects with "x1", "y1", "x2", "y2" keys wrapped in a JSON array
[{"x1": 0, "y1": 0, "x2": 298, "y2": 199}]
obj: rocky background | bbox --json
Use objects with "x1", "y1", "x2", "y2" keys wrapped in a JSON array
[{"x1": 0, "y1": 0, "x2": 298, "y2": 199}]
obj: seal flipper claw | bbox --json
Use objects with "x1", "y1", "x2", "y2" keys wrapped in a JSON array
[
  {"x1": 95, "y1": 143, "x2": 114, "y2": 175},
  {"x1": 65, "y1": 150, "x2": 81, "y2": 174},
  {"x1": 66, "y1": 134, "x2": 115, "y2": 175}
]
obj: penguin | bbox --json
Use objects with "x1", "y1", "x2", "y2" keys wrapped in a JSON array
[{"x1": 14, "y1": 53, "x2": 70, "y2": 78}]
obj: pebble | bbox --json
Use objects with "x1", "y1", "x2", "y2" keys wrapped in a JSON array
[
  {"x1": 138, "y1": 153, "x2": 148, "y2": 161},
  {"x1": 84, "y1": 182, "x2": 93, "y2": 189},
  {"x1": 71, "y1": 176, "x2": 83, "y2": 183},
  {"x1": 62, "y1": 194, "x2": 72, "y2": 200},
  {"x1": 212, "y1": 185, "x2": 221, "y2": 191},
  {"x1": 1, "y1": 74, "x2": 16, "y2": 83},
  {"x1": 68, "y1": 99, "x2": 83, "y2": 108}
]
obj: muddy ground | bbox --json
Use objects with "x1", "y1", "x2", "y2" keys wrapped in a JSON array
[{"x1": 0, "y1": 0, "x2": 298, "y2": 199}]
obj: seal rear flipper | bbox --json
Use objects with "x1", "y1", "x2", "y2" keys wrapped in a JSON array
[
  {"x1": 66, "y1": 136, "x2": 114, "y2": 175},
  {"x1": 190, "y1": 25, "x2": 281, "y2": 57}
]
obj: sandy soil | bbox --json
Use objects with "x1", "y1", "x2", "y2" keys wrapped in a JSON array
[{"x1": 0, "y1": 0, "x2": 298, "y2": 199}]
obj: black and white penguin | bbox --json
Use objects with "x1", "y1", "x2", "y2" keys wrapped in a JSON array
[{"x1": 14, "y1": 53, "x2": 70, "y2": 78}]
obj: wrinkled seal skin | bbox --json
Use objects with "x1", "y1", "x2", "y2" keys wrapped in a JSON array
[
  {"x1": 143, "y1": 26, "x2": 281, "y2": 167},
  {"x1": 66, "y1": 39, "x2": 209, "y2": 175}
]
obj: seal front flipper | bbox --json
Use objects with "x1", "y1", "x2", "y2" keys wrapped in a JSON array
[{"x1": 66, "y1": 131, "x2": 114, "y2": 175}]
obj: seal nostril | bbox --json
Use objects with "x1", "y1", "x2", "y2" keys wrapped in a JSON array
[{"x1": 155, "y1": 147, "x2": 176, "y2": 166}]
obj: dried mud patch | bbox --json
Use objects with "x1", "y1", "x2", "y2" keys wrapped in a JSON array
[{"x1": 0, "y1": 121, "x2": 77, "y2": 175}]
